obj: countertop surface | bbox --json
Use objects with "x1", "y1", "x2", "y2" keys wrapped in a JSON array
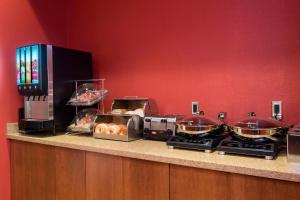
[{"x1": 6, "y1": 123, "x2": 300, "y2": 182}]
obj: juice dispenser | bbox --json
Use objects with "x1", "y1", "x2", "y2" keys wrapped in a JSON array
[{"x1": 16, "y1": 44, "x2": 92, "y2": 134}]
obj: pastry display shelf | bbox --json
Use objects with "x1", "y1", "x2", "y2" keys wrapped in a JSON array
[{"x1": 66, "y1": 78, "x2": 107, "y2": 134}]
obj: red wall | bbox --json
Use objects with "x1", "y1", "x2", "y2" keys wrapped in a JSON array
[
  {"x1": 1, "y1": 1, "x2": 300, "y2": 199},
  {"x1": 0, "y1": 0, "x2": 67, "y2": 199},
  {"x1": 66, "y1": 0, "x2": 300, "y2": 124}
]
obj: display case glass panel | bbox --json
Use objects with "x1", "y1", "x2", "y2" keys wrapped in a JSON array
[
  {"x1": 31, "y1": 45, "x2": 39, "y2": 84},
  {"x1": 25, "y1": 46, "x2": 31, "y2": 84}
]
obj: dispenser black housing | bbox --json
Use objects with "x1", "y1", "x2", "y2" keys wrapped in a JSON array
[{"x1": 16, "y1": 44, "x2": 92, "y2": 134}]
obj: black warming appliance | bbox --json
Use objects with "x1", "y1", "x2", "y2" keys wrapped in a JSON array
[
  {"x1": 167, "y1": 114, "x2": 228, "y2": 153},
  {"x1": 217, "y1": 113, "x2": 289, "y2": 159}
]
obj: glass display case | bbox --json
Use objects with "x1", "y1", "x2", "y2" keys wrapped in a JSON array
[{"x1": 93, "y1": 114, "x2": 143, "y2": 141}]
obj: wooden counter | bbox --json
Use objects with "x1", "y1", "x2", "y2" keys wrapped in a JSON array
[{"x1": 7, "y1": 124, "x2": 300, "y2": 200}]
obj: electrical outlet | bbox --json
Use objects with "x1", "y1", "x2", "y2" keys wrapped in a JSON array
[
  {"x1": 218, "y1": 112, "x2": 226, "y2": 120},
  {"x1": 272, "y1": 101, "x2": 282, "y2": 120},
  {"x1": 192, "y1": 101, "x2": 199, "y2": 115}
]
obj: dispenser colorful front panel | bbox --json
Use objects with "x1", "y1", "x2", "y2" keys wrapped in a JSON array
[
  {"x1": 25, "y1": 46, "x2": 31, "y2": 84},
  {"x1": 20, "y1": 48, "x2": 26, "y2": 84},
  {"x1": 16, "y1": 49, "x2": 20, "y2": 84},
  {"x1": 16, "y1": 45, "x2": 40, "y2": 85},
  {"x1": 31, "y1": 45, "x2": 39, "y2": 84}
]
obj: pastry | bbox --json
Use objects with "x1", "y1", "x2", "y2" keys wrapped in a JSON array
[
  {"x1": 118, "y1": 124, "x2": 127, "y2": 136},
  {"x1": 79, "y1": 117, "x2": 88, "y2": 124},
  {"x1": 69, "y1": 119, "x2": 95, "y2": 132},
  {"x1": 69, "y1": 90, "x2": 101, "y2": 103},
  {"x1": 95, "y1": 123, "x2": 108, "y2": 134},
  {"x1": 133, "y1": 108, "x2": 144, "y2": 117},
  {"x1": 112, "y1": 109, "x2": 128, "y2": 114},
  {"x1": 125, "y1": 111, "x2": 135, "y2": 115},
  {"x1": 108, "y1": 124, "x2": 121, "y2": 135},
  {"x1": 95, "y1": 123, "x2": 127, "y2": 136},
  {"x1": 124, "y1": 108, "x2": 145, "y2": 117}
]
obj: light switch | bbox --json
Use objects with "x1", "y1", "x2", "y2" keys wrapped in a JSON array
[
  {"x1": 192, "y1": 101, "x2": 199, "y2": 115},
  {"x1": 272, "y1": 101, "x2": 282, "y2": 120}
]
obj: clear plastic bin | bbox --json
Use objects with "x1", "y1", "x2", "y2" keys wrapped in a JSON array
[
  {"x1": 67, "y1": 108, "x2": 99, "y2": 133},
  {"x1": 67, "y1": 83, "x2": 108, "y2": 106}
]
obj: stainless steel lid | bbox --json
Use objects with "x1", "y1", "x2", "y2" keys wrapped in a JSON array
[
  {"x1": 231, "y1": 116, "x2": 288, "y2": 141},
  {"x1": 176, "y1": 115, "x2": 220, "y2": 135},
  {"x1": 111, "y1": 97, "x2": 158, "y2": 116}
]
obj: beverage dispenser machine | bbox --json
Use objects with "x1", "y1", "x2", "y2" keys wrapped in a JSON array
[{"x1": 16, "y1": 44, "x2": 92, "y2": 134}]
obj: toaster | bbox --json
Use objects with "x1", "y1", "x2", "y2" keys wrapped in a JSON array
[{"x1": 143, "y1": 115, "x2": 183, "y2": 141}]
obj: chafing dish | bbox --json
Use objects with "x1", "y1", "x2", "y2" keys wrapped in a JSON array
[
  {"x1": 176, "y1": 115, "x2": 224, "y2": 137},
  {"x1": 230, "y1": 114, "x2": 288, "y2": 143}
]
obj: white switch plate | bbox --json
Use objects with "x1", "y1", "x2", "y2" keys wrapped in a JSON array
[
  {"x1": 272, "y1": 101, "x2": 282, "y2": 118},
  {"x1": 192, "y1": 101, "x2": 199, "y2": 115}
]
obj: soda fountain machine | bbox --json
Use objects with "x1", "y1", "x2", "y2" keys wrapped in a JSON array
[{"x1": 16, "y1": 44, "x2": 92, "y2": 134}]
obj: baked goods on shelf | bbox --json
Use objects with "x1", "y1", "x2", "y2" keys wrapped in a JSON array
[
  {"x1": 67, "y1": 108, "x2": 99, "y2": 133},
  {"x1": 69, "y1": 90, "x2": 100, "y2": 103},
  {"x1": 67, "y1": 83, "x2": 108, "y2": 106},
  {"x1": 68, "y1": 121, "x2": 94, "y2": 131}
]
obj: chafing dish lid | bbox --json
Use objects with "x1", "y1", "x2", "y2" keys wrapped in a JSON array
[
  {"x1": 233, "y1": 116, "x2": 286, "y2": 129},
  {"x1": 178, "y1": 115, "x2": 220, "y2": 126}
]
